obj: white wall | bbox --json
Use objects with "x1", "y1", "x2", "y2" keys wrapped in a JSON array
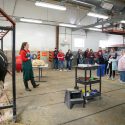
[
  {"x1": 2, "y1": 22, "x2": 124, "y2": 53},
  {"x1": 107, "y1": 35, "x2": 123, "y2": 46},
  {"x1": 59, "y1": 27, "x2": 72, "y2": 53},
  {"x1": 59, "y1": 29, "x2": 108, "y2": 52},
  {"x1": 3, "y1": 23, "x2": 56, "y2": 51},
  {"x1": 84, "y1": 31, "x2": 108, "y2": 51}
]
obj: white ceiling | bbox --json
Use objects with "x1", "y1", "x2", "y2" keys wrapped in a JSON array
[{"x1": 0, "y1": 0, "x2": 97, "y2": 26}]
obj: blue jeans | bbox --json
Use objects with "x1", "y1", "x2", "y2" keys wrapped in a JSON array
[
  {"x1": 85, "y1": 58, "x2": 89, "y2": 64},
  {"x1": 58, "y1": 60, "x2": 64, "y2": 69},
  {"x1": 89, "y1": 58, "x2": 94, "y2": 64},
  {"x1": 66, "y1": 60, "x2": 72, "y2": 70},
  {"x1": 53, "y1": 58, "x2": 58, "y2": 69},
  {"x1": 120, "y1": 71, "x2": 125, "y2": 82}
]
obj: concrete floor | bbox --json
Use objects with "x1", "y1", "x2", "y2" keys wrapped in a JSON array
[{"x1": 5, "y1": 69, "x2": 125, "y2": 125}]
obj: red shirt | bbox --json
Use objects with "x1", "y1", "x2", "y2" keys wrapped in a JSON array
[
  {"x1": 97, "y1": 50, "x2": 103, "y2": 58},
  {"x1": 20, "y1": 49, "x2": 30, "y2": 62},
  {"x1": 57, "y1": 52, "x2": 65, "y2": 61},
  {"x1": 86, "y1": 51, "x2": 90, "y2": 58}
]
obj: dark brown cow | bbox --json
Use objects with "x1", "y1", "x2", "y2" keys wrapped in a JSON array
[{"x1": 0, "y1": 49, "x2": 8, "y2": 82}]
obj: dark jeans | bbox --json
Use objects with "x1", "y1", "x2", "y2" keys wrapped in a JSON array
[
  {"x1": 89, "y1": 58, "x2": 94, "y2": 64},
  {"x1": 53, "y1": 58, "x2": 58, "y2": 69},
  {"x1": 84, "y1": 58, "x2": 89, "y2": 64},
  {"x1": 77, "y1": 58, "x2": 79, "y2": 65},
  {"x1": 109, "y1": 63, "x2": 115, "y2": 78},
  {"x1": 105, "y1": 60, "x2": 109, "y2": 75},
  {"x1": 58, "y1": 60, "x2": 64, "y2": 69},
  {"x1": 66, "y1": 60, "x2": 72, "y2": 70}
]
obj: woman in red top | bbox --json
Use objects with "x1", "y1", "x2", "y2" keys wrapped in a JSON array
[
  {"x1": 57, "y1": 50, "x2": 65, "y2": 71},
  {"x1": 20, "y1": 42, "x2": 39, "y2": 91}
]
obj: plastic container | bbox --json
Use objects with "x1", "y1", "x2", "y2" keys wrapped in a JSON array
[{"x1": 16, "y1": 55, "x2": 22, "y2": 72}]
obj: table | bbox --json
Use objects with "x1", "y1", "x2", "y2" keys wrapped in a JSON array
[{"x1": 33, "y1": 64, "x2": 48, "y2": 82}]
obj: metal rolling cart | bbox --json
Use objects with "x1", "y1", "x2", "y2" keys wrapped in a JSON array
[
  {"x1": 74, "y1": 64, "x2": 102, "y2": 107},
  {"x1": 0, "y1": 8, "x2": 16, "y2": 121}
]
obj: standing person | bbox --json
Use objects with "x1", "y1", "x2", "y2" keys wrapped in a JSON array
[
  {"x1": 53, "y1": 48, "x2": 59, "y2": 70},
  {"x1": 84, "y1": 48, "x2": 89, "y2": 64},
  {"x1": 118, "y1": 50, "x2": 125, "y2": 83},
  {"x1": 20, "y1": 42, "x2": 39, "y2": 91},
  {"x1": 57, "y1": 50, "x2": 65, "y2": 71},
  {"x1": 76, "y1": 49, "x2": 81, "y2": 65},
  {"x1": 97, "y1": 47, "x2": 103, "y2": 58},
  {"x1": 65, "y1": 49, "x2": 73, "y2": 71},
  {"x1": 108, "y1": 48, "x2": 118, "y2": 80},
  {"x1": 89, "y1": 49, "x2": 95, "y2": 64},
  {"x1": 95, "y1": 47, "x2": 103, "y2": 64},
  {"x1": 103, "y1": 49, "x2": 109, "y2": 75},
  {"x1": 78, "y1": 50, "x2": 84, "y2": 64}
]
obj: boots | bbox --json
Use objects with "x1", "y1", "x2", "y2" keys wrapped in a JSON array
[
  {"x1": 31, "y1": 78, "x2": 39, "y2": 88},
  {"x1": 24, "y1": 80, "x2": 31, "y2": 91}
]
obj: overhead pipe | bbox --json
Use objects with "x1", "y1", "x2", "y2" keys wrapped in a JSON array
[{"x1": 70, "y1": 0, "x2": 125, "y2": 11}]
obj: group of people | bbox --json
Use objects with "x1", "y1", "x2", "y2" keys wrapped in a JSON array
[
  {"x1": 53, "y1": 47, "x2": 125, "y2": 83},
  {"x1": 53, "y1": 48, "x2": 73, "y2": 71},
  {"x1": 77, "y1": 47, "x2": 124, "y2": 82},
  {"x1": 53, "y1": 47, "x2": 105, "y2": 71},
  {"x1": 19, "y1": 42, "x2": 125, "y2": 92}
]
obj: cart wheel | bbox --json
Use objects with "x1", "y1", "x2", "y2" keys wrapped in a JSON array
[
  {"x1": 83, "y1": 102, "x2": 85, "y2": 108},
  {"x1": 74, "y1": 86, "x2": 79, "y2": 89},
  {"x1": 69, "y1": 104, "x2": 73, "y2": 109}
]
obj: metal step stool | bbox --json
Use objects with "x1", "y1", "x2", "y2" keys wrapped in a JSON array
[{"x1": 64, "y1": 88, "x2": 85, "y2": 109}]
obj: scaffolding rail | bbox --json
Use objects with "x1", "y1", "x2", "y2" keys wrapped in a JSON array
[{"x1": 0, "y1": 8, "x2": 16, "y2": 121}]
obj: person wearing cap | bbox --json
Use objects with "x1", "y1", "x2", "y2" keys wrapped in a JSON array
[{"x1": 53, "y1": 48, "x2": 59, "y2": 70}]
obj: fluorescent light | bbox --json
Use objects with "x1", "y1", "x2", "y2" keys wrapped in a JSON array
[
  {"x1": 88, "y1": 28, "x2": 102, "y2": 31},
  {"x1": 72, "y1": 0, "x2": 95, "y2": 7},
  {"x1": 121, "y1": 20, "x2": 125, "y2": 24},
  {"x1": 59, "y1": 23, "x2": 77, "y2": 28},
  {"x1": 35, "y1": 1, "x2": 66, "y2": 11},
  {"x1": 20, "y1": 18, "x2": 42, "y2": 24},
  {"x1": 87, "y1": 12, "x2": 108, "y2": 19},
  {"x1": 95, "y1": 25, "x2": 103, "y2": 28}
]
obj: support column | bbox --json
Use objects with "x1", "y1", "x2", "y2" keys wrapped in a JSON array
[
  {"x1": 56, "y1": 26, "x2": 59, "y2": 50},
  {"x1": 12, "y1": 25, "x2": 16, "y2": 121}
]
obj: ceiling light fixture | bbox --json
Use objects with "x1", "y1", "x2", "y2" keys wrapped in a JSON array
[
  {"x1": 20, "y1": 18, "x2": 42, "y2": 24},
  {"x1": 35, "y1": 1, "x2": 66, "y2": 11},
  {"x1": 95, "y1": 25, "x2": 103, "y2": 28},
  {"x1": 72, "y1": 0, "x2": 95, "y2": 7},
  {"x1": 120, "y1": 20, "x2": 125, "y2": 24},
  {"x1": 87, "y1": 12, "x2": 109, "y2": 19},
  {"x1": 59, "y1": 23, "x2": 77, "y2": 28},
  {"x1": 88, "y1": 28, "x2": 102, "y2": 31}
]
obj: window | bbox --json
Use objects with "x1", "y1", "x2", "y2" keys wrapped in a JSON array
[
  {"x1": 99, "y1": 40, "x2": 107, "y2": 48},
  {"x1": 74, "y1": 38, "x2": 84, "y2": 48}
]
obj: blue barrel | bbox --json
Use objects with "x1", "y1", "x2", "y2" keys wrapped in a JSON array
[{"x1": 97, "y1": 64, "x2": 105, "y2": 77}]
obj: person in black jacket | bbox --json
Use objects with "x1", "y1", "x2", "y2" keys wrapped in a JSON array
[
  {"x1": 65, "y1": 49, "x2": 73, "y2": 71},
  {"x1": 77, "y1": 49, "x2": 80, "y2": 65},
  {"x1": 53, "y1": 48, "x2": 59, "y2": 70}
]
